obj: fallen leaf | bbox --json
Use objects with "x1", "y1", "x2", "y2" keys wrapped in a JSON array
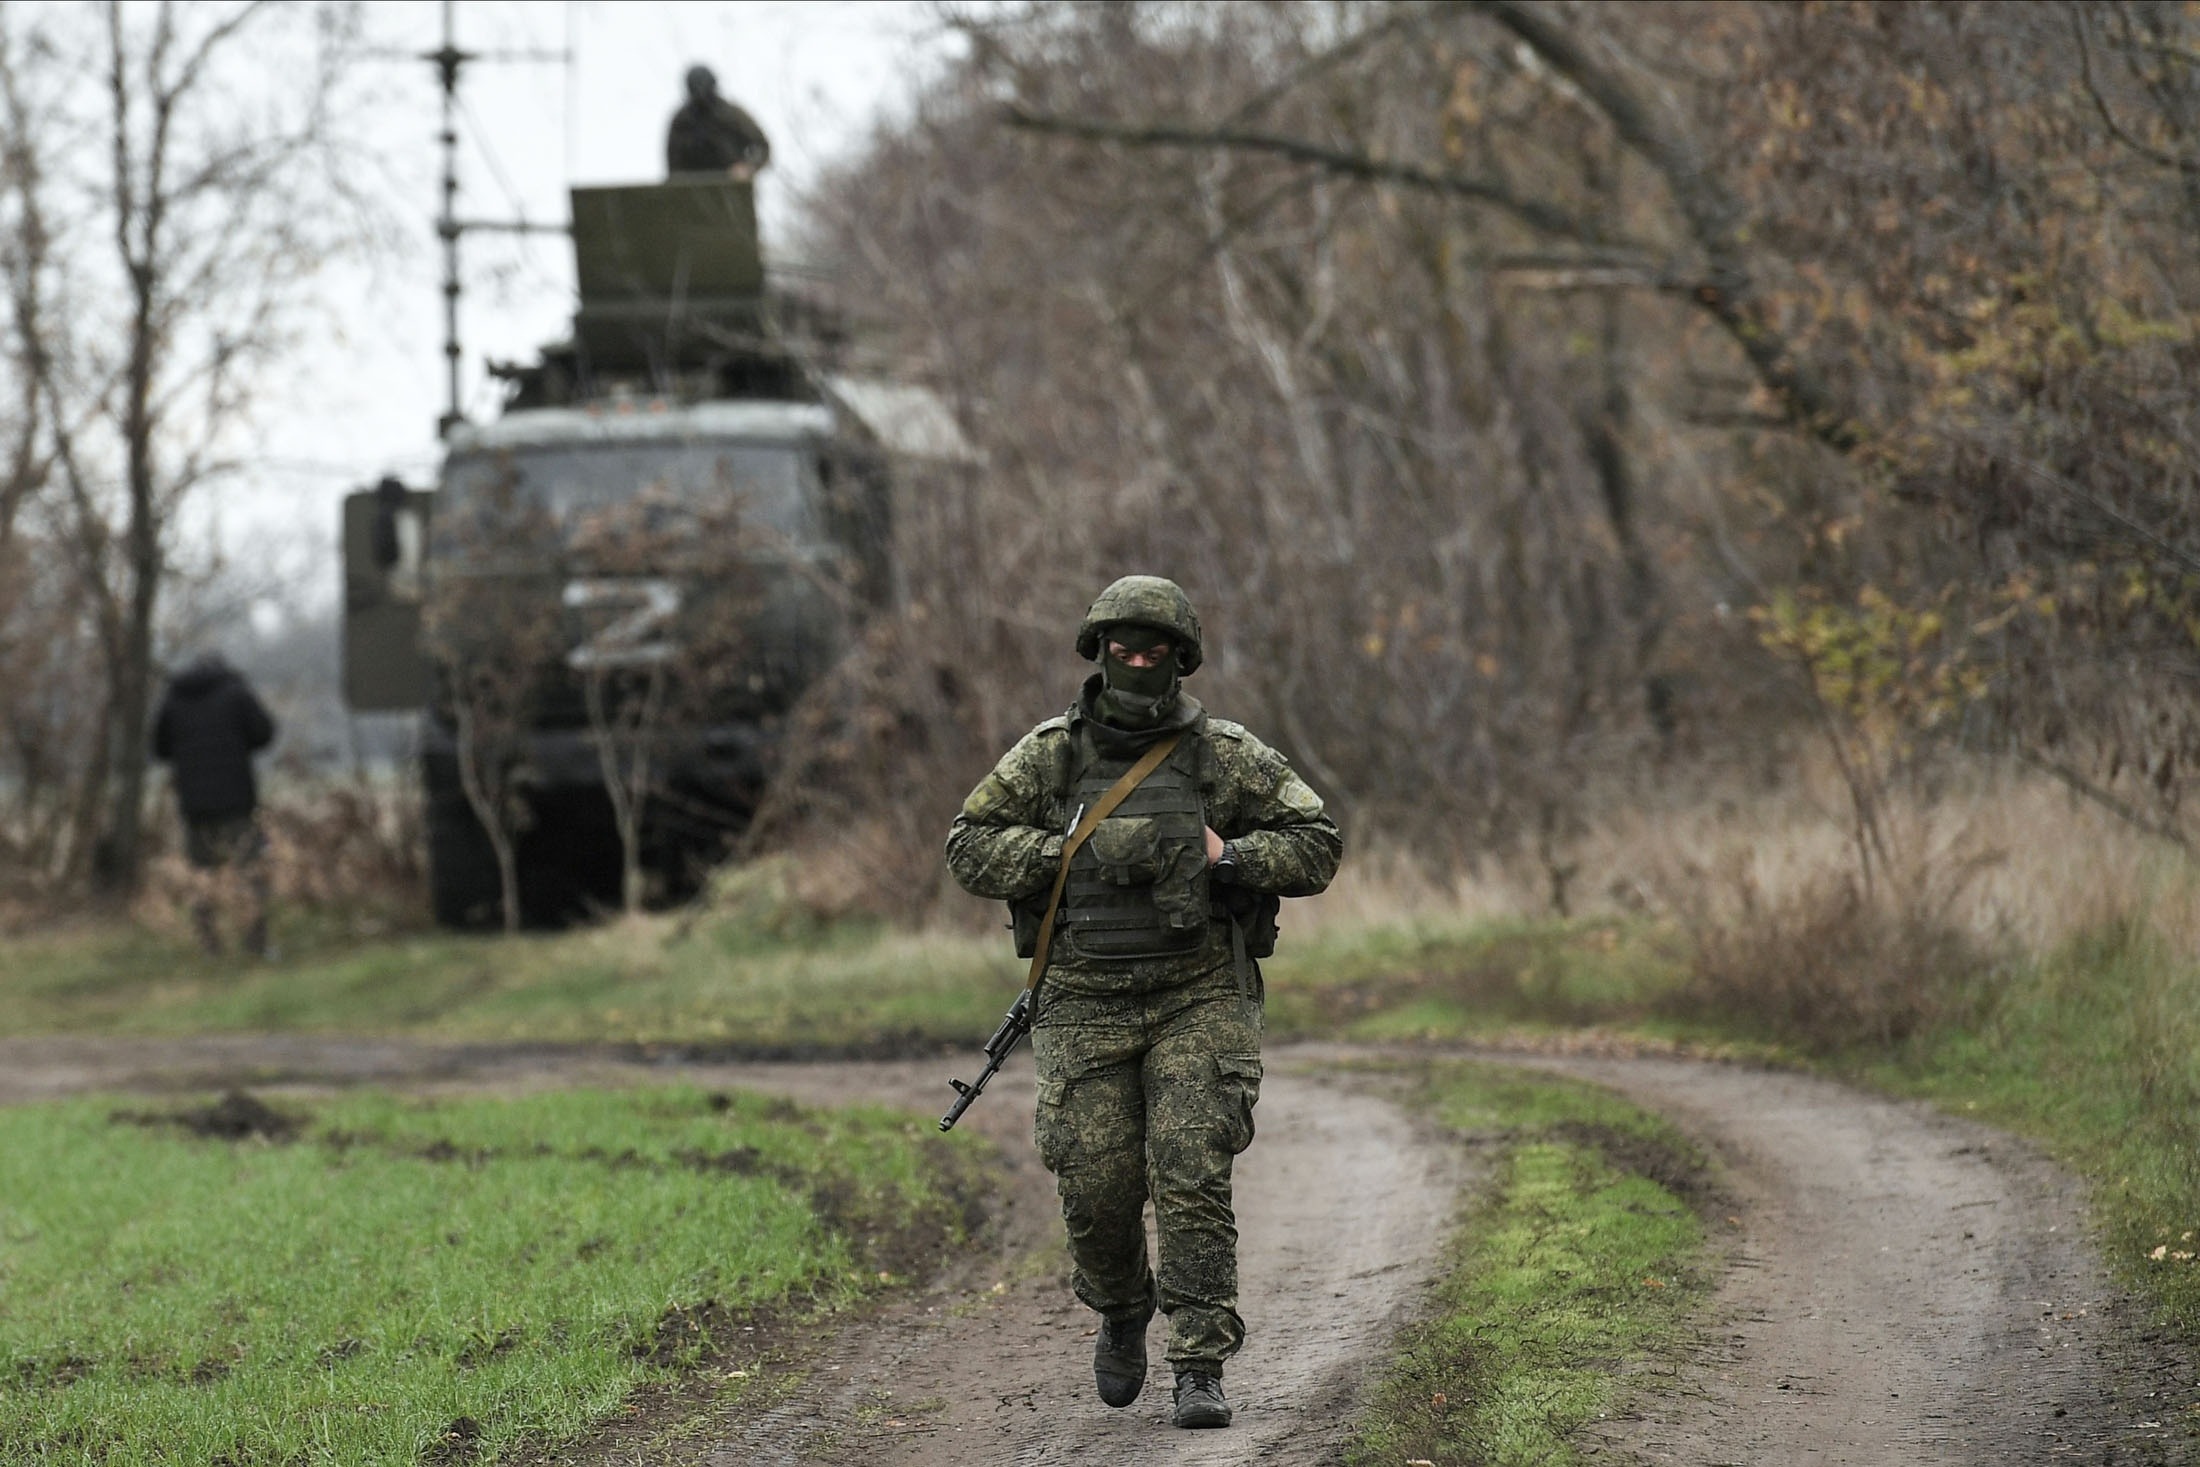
[{"x1": 2151, "y1": 1245, "x2": 2170, "y2": 1261}]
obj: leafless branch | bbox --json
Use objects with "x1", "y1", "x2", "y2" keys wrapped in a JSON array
[
  {"x1": 1472, "y1": 0, "x2": 1863, "y2": 452},
  {"x1": 2072, "y1": 9, "x2": 2200, "y2": 175},
  {"x1": 999, "y1": 103, "x2": 1626, "y2": 245},
  {"x1": 2015, "y1": 747, "x2": 2192, "y2": 852}
]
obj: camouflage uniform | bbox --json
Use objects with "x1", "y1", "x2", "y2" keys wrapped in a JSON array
[{"x1": 945, "y1": 590, "x2": 1340, "y2": 1384}]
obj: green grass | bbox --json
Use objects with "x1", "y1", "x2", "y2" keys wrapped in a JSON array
[
  {"x1": 0, "y1": 1084, "x2": 978, "y2": 1466},
  {"x1": 0, "y1": 903, "x2": 1696, "y2": 1052},
  {"x1": 1348, "y1": 1062, "x2": 1713, "y2": 1466},
  {"x1": 0, "y1": 907, "x2": 1018, "y2": 1048}
]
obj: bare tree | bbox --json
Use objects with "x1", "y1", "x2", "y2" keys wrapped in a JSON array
[
  {"x1": 791, "y1": 1, "x2": 1718, "y2": 897},
  {"x1": 768, "y1": 0, "x2": 2200, "y2": 911},
  {"x1": 420, "y1": 470, "x2": 563, "y2": 932},
  {"x1": 0, "y1": 0, "x2": 373, "y2": 895}
]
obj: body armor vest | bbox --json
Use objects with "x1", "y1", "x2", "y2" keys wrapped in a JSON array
[{"x1": 1058, "y1": 728, "x2": 1210, "y2": 962}]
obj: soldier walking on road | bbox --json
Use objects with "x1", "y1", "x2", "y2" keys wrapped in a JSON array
[
  {"x1": 152, "y1": 652, "x2": 278, "y2": 958},
  {"x1": 946, "y1": 576, "x2": 1341, "y2": 1429}
]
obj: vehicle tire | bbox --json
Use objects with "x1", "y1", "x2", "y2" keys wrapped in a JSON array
[{"x1": 427, "y1": 796, "x2": 504, "y2": 929}]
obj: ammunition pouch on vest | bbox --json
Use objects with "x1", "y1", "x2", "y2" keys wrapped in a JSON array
[
  {"x1": 1015, "y1": 865, "x2": 1280, "y2": 963},
  {"x1": 1009, "y1": 891, "x2": 1046, "y2": 959},
  {"x1": 1211, "y1": 883, "x2": 1281, "y2": 960},
  {"x1": 1058, "y1": 732, "x2": 1210, "y2": 962}
]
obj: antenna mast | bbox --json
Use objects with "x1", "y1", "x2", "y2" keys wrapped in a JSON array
[{"x1": 423, "y1": 0, "x2": 570, "y2": 439}]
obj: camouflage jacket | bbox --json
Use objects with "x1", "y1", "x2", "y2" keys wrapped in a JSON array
[{"x1": 945, "y1": 686, "x2": 1342, "y2": 996}]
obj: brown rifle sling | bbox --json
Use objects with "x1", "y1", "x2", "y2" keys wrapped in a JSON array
[{"x1": 1023, "y1": 730, "x2": 1187, "y2": 993}]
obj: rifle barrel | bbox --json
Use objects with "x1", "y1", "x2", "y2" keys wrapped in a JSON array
[{"x1": 938, "y1": 992, "x2": 1033, "y2": 1131}]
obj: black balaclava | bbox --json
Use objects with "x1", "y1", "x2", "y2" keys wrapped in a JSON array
[{"x1": 1095, "y1": 624, "x2": 1180, "y2": 728}]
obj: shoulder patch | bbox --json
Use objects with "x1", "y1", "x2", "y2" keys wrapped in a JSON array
[
  {"x1": 958, "y1": 770, "x2": 1019, "y2": 822},
  {"x1": 1274, "y1": 770, "x2": 1326, "y2": 819},
  {"x1": 1205, "y1": 717, "x2": 1251, "y2": 743}
]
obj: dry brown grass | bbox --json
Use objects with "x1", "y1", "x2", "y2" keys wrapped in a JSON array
[
  {"x1": 1659, "y1": 862, "x2": 2000, "y2": 1050},
  {"x1": 1278, "y1": 845, "x2": 1535, "y2": 935},
  {"x1": 1587, "y1": 760, "x2": 2200, "y2": 1049},
  {"x1": 136, "y1": 772, "x2": 428, "y2": 941},
  {"x1": 1244, "y1": 754, "x2": 2200, "y2": 1053}
]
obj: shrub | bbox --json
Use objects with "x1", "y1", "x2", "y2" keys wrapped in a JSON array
[{"x1": 1664, "y1": 861, "x2": 2003, "y2": 1052}]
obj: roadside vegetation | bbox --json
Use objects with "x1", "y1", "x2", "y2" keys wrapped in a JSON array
[
  {"x1": 1866, "y1": 922, "x2": 2200, "y2": 1341},
  {"x1": 1346, "y1": 1063, "x2": 1714, "y2": 1466},
  {"x1": 0, "y1": 873, "x2": 1693, "y2": 1052},
  {"x1": 0, "y1": 1083, "x2": 978, "y2": 1467}
]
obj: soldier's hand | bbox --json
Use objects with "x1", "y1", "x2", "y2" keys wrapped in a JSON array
[{"x1": 1204, "y1": 826, "x2": 1224, "y2": 865}]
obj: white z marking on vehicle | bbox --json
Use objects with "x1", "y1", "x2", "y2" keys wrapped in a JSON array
[{"x1": 562, "y1": 578, "x2": 681, "y2": 669}]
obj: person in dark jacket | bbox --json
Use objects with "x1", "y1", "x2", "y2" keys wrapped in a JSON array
[
  {"x1": 666, "y1": 65, "x2": 771, "y2": 179},
  {"x1": 152, "y1": 652, "x2": 277, "y2": 957}
]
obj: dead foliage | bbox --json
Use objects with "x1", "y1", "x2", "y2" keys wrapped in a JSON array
[
  {"x1": 1661, "y1": 864, "x2": 2004, "y2": 1053},
  {"x1": 132, "y1": 771, "x2": 428, "y2": 939},
  {"x1": 756, "y1": 0, "x2": 2200, "y2": 920}
]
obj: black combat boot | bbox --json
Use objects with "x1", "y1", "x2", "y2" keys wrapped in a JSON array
[
  {"x1": 1093, "y1": 1300, "x2": 1153, "y2": 1407},
  {"x1": 1171, "y1": 1370, "x2": 1231, "y2": 1429}
]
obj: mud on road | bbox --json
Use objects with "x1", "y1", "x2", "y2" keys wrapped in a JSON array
[{"x1": 0, "y1": 1034, "x2": 2189, "y2": 1465}]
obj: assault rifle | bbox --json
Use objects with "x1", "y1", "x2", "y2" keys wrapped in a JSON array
[{"x1": 938, "y1": 989, "x2": 1032, "y2": 1131}]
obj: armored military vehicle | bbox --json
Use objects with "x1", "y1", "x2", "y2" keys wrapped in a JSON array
[{"x1": 342, "y1": 177, "x2": 964, "y2": 925}]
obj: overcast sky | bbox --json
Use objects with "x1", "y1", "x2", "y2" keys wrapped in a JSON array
[{"x1": 224, "y1": 0, "x2": 967, "y2": 624}]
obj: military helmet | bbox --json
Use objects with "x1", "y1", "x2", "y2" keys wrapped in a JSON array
[{"x1": 1075, "y1": 575, "x2": 1203, "y2": 675}]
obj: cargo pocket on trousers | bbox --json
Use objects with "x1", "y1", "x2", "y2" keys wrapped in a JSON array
[
  {"x1": 1033, "y1": 1078, "x2": 1072, "y2": 1172},
  {"x1": 1215, "y1": 1054, "x2": 1263, "y2": 1154}
]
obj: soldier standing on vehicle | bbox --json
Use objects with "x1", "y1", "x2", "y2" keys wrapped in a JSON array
[
  {"x1": 152, "y1": 652, "x2": 278, "y2": 959},
  {"x1": 945, "y1": 576, "x2": 1341, "y2": 1429},
  {"x1": 666, "y1": 65, "x2": 771, "y2": 179}
]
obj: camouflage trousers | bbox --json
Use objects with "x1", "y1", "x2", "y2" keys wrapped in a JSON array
[
  {"x1": 1031, "y1": 964, "x2": 1263, "y2": 1376},
  {"x1": 181, "y1": 814, "x2": 270, "y2": 958}
]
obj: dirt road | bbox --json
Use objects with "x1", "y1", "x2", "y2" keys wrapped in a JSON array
[
  {"x1": 1519, "y1": 1054, "x2": 2193, "y2": 1466},
  {"x1": 0, "y1": 1035, "x2": 2187, "y2": 1464}
]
